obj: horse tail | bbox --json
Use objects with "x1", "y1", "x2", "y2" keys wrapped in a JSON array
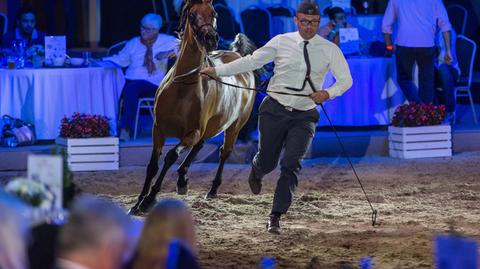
[{"x1": 229, "y1": 34, "x2": 267, "y2": 88}]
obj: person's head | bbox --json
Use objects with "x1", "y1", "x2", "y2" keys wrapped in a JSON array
[
  {"x1": 0, "y1": 190, "x2": 30, "y2": 269},
  {"x1": 57, "y1": 195, "x2": 131, "y2": 269},
  {"x1": 327, "y1": 6, "x2": 346, "y2": 27},
  {"x1": 16, "y1": 7, "x2": 37, "y2": 36},
  {"x1": 140, "y1": 13, "x2": 163, "y2": 40},
  {"x1": 295, "y1": 1, "x2": 321, "y2": 40},
  {"x1": 133, "y1": 199, "x2": 197, "y2": 269}
]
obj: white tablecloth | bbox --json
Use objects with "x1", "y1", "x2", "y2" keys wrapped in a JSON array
[
  {"x1": 320, "y1": 57, "x2": 406, "y2": 126},
  {"x1": 0, "y1": 67, "x2": 125, "y2": 139}
]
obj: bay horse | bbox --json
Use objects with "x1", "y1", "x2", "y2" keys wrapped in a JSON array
[{"x1": 129, "y1": 0, "x2": 258, "y2": 215}]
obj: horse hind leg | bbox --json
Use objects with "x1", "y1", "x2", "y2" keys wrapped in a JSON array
[
  {"x1": 206, "y1": 127, "x2": 239, "y2": 199},
  {"x1": 176, "y1": 140, "x2": 205, "y2": 195},
  {"x1": 128, "y1": 132, "x2": 164, "y2": 215},
  {"x1": 138, "y1": 143, "x2": 186, "y2": 213}
]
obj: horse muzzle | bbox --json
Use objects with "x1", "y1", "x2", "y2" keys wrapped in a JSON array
[{"x1": 201, "y1": 31, "x2": 218, "y2": 52}]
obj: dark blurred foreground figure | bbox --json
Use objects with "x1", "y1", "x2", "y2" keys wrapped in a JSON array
[{"x1": 0, "y1": 190, "x2": 30, "y2": 269}]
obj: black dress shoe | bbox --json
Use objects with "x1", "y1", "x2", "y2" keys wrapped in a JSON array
[
  {"x1": 266, "y1": 214, "x2": 281, "y2": 234},
  {"x1": 248, "y1": 168, "x2": 262, "y2": 194}
]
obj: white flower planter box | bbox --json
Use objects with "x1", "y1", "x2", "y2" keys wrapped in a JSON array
[
  {"x1": 388, "y1": 125, "x2": 452, "y2": 159},
  {"x1": 55, "y1": 137, "x2": 119, "y2": 171}
]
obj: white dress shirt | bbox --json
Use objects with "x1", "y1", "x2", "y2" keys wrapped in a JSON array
[
  {"x1": 215, "y1": 32, "x2": 352, "y2": 111},
  {"x1": 103, "y1": 34, "x2": 179, "y2": 86}
]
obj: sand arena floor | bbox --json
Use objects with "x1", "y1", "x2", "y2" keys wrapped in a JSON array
[{"x1": 2, "y1": 152, "x2": 480, "y2": 268}]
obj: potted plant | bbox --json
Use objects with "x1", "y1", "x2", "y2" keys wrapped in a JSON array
[
  {"x1": 388, "y1": 102, "x2": 451, "y2": 159},
  {"x1": 55, "y1": 113, "x2": 119, "y2": 171}
]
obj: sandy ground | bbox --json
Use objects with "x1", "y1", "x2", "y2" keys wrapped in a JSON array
[{"x1": 2, "y1": 152, "x2": 480, "y2": 268}]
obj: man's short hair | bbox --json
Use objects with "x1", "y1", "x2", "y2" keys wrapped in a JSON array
[
  {"x1": 297, "y1": 0, "x2": 320, "y2": 16},
  {"x1": 141, "y1": 13, "x2": 163, "y2": 30},
  {"x1": 327, "y1": 6, "x2": 345, "y2": 21},
  {"x1": 16, "y1": 7, "x2": 36, "y2": 20},
  {"x1": 57, "y1": 195, "x2": 131, "y2": 254}
]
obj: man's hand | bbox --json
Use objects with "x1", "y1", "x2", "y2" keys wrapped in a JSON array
[
  {"x1": 444, "y1": 49, "x2": 453, "y2": 65},
  {"x1": 200, "y1": 67, "x2": 216, "y2": 78},
  {"x1": 310, "y1": 91, "x2": 330, "y2": 104}
]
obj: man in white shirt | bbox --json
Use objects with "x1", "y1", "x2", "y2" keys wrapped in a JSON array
[
  {"x1": 103, "y1": 13, "x2": 178, "y2": 140},
  {"x1": 201, "y1": 0, "x2": 352, "y2": 234}
]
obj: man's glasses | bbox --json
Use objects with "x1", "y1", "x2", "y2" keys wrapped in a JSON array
[
  {"x1": 298, "y1": 19, "x2": 320, "y2": 26},
  {"x1": 140, "y1": 25, "x2": 158, "y2": 32}
]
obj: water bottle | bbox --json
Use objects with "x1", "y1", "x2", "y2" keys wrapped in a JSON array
[
  {"x1": 260, "y1": 257, "x2": 276, "y2": 269},
  {"x1": 359, "y1": 256, "x2": 374, "y2": 269},
  {"x1": 363, "y1": 0, "x2": 369, "y2": 15}
]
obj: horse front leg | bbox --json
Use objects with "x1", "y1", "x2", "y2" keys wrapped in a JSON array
[
  {"x1": 177, "y1": 140, "x2": 205, "y2": 195},
  {"x1": 206, "y1": 128, "x2": 238, "y2": 199},
  {"x1": 138, "y1": 143, "x2": 186, "y2": 213},
  {"x1": 128, "y1": 132, "x2": 164, "y2": 215}
]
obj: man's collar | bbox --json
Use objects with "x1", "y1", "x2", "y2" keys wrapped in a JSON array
[
  {"x1": 56, "y1": 258, "x2": 92, "y2": 269},
  {"x1": 294, "y1": 31, "x2": 321, "y2": 45},
  {"x1": 15, "y1": 28, "x2": 38, "y2": 40}
]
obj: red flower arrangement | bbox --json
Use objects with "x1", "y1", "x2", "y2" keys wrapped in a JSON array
[
  {"x1": 60, "y1": 113, "x2": 110, "y2": 138},
  {"x1": 391, "y1": 102, "x2": 447, "y2": 127}
]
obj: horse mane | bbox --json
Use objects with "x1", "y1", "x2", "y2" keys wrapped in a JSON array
[{"x1": 229, "y1": 33, "x2": 257, "y2": 57}]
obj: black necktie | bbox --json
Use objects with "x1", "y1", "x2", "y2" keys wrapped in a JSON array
[
  {"x1": 285, "y1": 40, "x2": 317, "y2": 92},
  {"x1": 304, "y1": 41, "x2": 311, "y2": 78}
]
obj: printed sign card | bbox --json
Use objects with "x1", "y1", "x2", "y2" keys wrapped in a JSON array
[
  {"x1": 339, "y1": 27, "x2": 360, "y2": 55},
  {"x1": 44, "y1": 36, "x2": 66, "y2": 66},
  {"x1": 28, "y1": 155, "x2": 63, "y2": 209}
]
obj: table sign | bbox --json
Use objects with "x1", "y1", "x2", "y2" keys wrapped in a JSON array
[
  {"x1": 339, "y1": 27, "x2": 360, "y2": 55},
  {"x1": 45, "y1": 36, "x2": 66, "y2": 66},
  {"x1": 28, "y1": 155, "x2": 63, "y2": 209}
]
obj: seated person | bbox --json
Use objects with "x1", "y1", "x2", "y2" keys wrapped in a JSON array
[
  {"x1": 102, "y1": 13, "x2": 178, "y2": 140},
  {"x1": 318, "y1": 6, "x2": 352, "y2": 45},
  {"x1": 435, "y1": 28, "x2": 460, "y2": 125},
  {"x1": 130, "y1": 199, "x2": 200, "y2": 269},
  {"x1": 1, "y1": 7, "x2": 46, "y2": 48}
]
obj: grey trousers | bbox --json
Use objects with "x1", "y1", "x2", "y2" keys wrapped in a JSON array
[{"x1": 252, "y1": 96, "x2": 319, "y2": 214}]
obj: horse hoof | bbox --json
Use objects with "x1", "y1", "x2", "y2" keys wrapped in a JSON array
[
  {"x1": 176, "y1": 184, "x2": 188, "y2": 195},
  {"x1": 204, "y1": 192, "x2": 218, "y2": 199},
  {"x1": 127, "y1": 206, "x2": 142, "y2": 216},
  {"x1": 139, "y1": 196, "x2": 157, "y2": 213}
]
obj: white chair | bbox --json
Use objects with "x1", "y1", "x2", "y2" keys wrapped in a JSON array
[
  {"x1": 107, "y1": 40, "x2": 127, "y2": 56},
  {"x1": 455, "y1": 35, "x2": 477, "y2": 124},
  {"x1": 133, "y1": 98, "x2": 155, "y2": 140},
  {"x1": 447, "y1": 4, "x2": 467, "y2": 35}
]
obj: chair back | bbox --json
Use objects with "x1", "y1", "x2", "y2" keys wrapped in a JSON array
[
  {"x1": 267, "y1": 5, "x2": 295, "y2": 36},
  {"x1": 455, "y1": 35, "x2": 476, "y2": 88},
  {"x1": 447, "y1": 4, "x2": 467, "y2": 35},
  {"x1": 240, "y1": 5, "x2": 272, "y2": 47},
  {"x1": 0, "y1": 12, "x2": 7, "y2": 43},
  {"x1": 107, "y1": 40, "x2": 127, "y2": 56},
  {"x1": 214, "y1": 4, "x2": 238, "y2": 42}
]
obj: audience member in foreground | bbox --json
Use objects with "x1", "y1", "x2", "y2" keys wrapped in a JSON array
[
  {"x1": 131, "y1": 199, "x2": 200, "y2": 269},
  {"x1": 56, "y1": 195, "x2": 132, "y2": 269}
]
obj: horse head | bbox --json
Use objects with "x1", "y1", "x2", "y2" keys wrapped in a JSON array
[{"x1": 181, "y1": 0, "x2": 219, "y2": 52}]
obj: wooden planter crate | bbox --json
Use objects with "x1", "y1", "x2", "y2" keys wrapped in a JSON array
[
  {"x1": 55, "y1": 137, "x2": 119, "y2": 171},
  {"x1": 388, "y1": 125, "x2": 452, "y2": 159}
]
